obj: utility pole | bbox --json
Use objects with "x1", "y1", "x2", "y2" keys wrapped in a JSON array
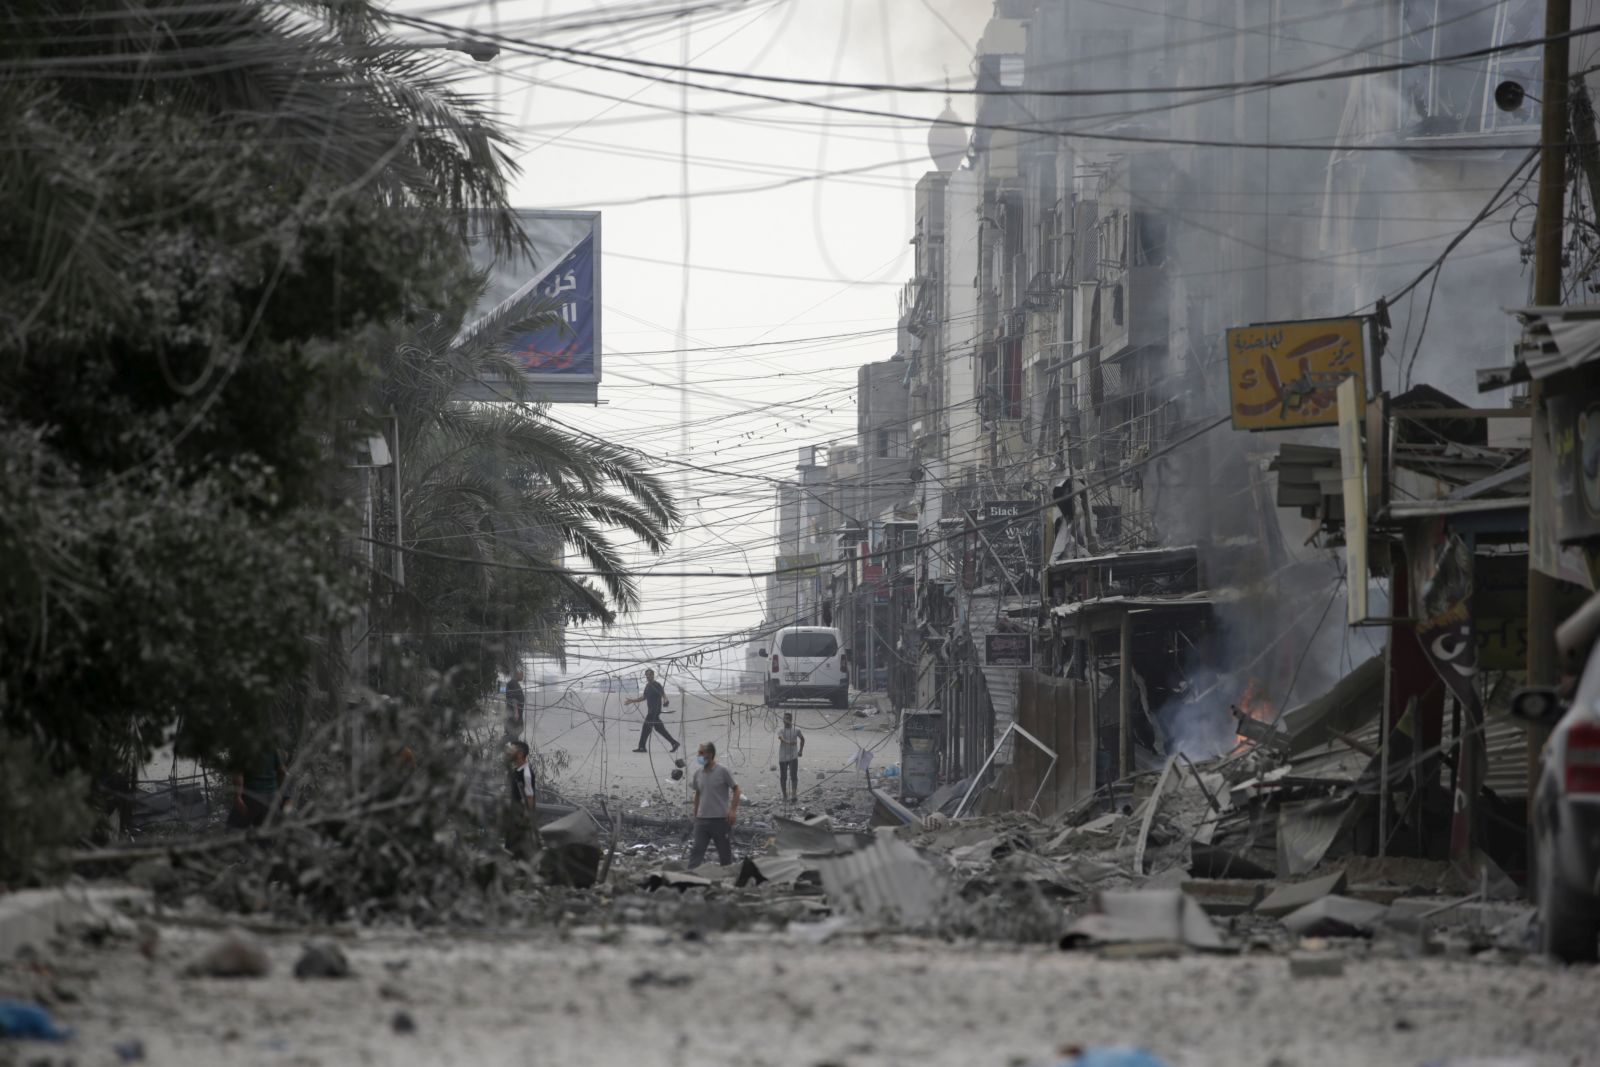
[{"x1": 1527, "y1": 0, "x2": 1570, "y2": 822}]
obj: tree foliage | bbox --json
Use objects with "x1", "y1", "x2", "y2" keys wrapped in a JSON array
[{"x1": 0, "y1": 1, "x2": 525, "y2": 795}]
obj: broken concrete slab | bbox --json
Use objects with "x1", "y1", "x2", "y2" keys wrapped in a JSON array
[
  {"x1": 1340, "y1": 856, "x2": 1474, "y2": 895},
  {"x1": 1061, "y1": 889, "x2": 1226, "y2": 952},
  {"x1": 1280, "y1": 895, "x2": 1391, "y2": 938},
  {"x1": 1256, "y1": 869, "x2": 1348, "y2": 917},
  {"x1": 1181, "y1": 880, "x2": 1268, "y2": 916}
]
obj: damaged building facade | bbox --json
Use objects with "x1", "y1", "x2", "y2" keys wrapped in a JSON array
[{"x1": 764, "y1": 0, "x2": 1600, "y2": 879}]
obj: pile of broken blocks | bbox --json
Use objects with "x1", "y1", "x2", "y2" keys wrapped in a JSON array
[{"x1": 620, "y1": 748, "x2": 1531, "y2": 965}]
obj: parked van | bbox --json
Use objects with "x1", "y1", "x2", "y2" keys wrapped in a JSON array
[{"x1": 760, "y1": 627, "x2": 849, "y2": 708}]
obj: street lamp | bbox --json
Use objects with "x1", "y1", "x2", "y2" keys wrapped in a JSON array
[{"x1": 1494, "y1": 79, "x2": 1540, "y2": 113}]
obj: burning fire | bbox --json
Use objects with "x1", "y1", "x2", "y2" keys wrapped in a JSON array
[{"x1": 1231, "y1": 678, "x2": 1275, "y2": 751}]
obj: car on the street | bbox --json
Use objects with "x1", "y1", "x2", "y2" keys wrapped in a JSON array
[
  {"x1": 1516, "y1": 598, "x2": 1600, "y2": 962},
  {"x1": 760, "y1": 626, "x2": 849, "y2": 709}
]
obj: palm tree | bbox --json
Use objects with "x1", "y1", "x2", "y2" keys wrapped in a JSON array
[{"x1": 367, "y1": 292, "x2": 680, "y2": 696}]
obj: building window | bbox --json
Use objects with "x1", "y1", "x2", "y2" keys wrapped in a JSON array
[
  {"x1": 1401, "y1": 0, "x2": 1541, "y2": 136},
  {"x1": 877, "y1": 429, "x2": 890, "y2": 457},
  {"x1": 1001, "y1": 339, "x2": 1023, "y2": 420},
  {"x1": 1112, "y1": 283, "x2": 1125, "y2": 326}
]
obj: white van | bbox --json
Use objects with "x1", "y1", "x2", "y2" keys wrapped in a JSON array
[{"x1": 760, "y1": 626, "x2": 849, "y2": 708}]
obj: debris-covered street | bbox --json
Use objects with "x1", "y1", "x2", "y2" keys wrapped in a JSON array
[
  {"x1": 5, "y1": 684, "x2": 1596, "y2": 1066},
  {"x1": 15, "y1": 916, "x2": 1600, "y2": 1067}
]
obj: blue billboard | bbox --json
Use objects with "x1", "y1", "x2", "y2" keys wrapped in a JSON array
[{"x1": 459, "y1": 210, "x2": 601, "y2": 404}]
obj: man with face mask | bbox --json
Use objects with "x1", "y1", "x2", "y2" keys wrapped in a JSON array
[{"x1": 688, "y1": 741, "x2": 740, "y2": 869}]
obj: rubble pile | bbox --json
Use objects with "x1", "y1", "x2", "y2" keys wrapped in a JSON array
[
  {"x1": 605, "y1": 729, "x2": 1523, "y2": 959},
  {"x1": 65, "y1": 704, "x2": 1522, "y2": 964}
]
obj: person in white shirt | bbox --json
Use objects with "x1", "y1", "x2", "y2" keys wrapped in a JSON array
[{"x1": 776, "y1": 712, "x2": 805, "y2": 803}]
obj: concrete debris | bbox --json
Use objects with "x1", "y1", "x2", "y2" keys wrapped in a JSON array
[
  {"x1": 1287, "y1": 952, "x2": 1346, "y2": 978},
  {"x1": 1256, "y1": 869, "x2": 1348, "y2": 917},
  {"x1": 1061, "y1": 889, "x2": 1225, "y2": 952},
  {"x1": 1180, "y1": 879, "x2": 1266, "y2": 916},
  {"x1": 183, "y1": 931, "x2": 270, "y2": 979},
  {"x1": 293, "y1": 939, "x2": 352, "y2": 979},
  {"x1": 772, "y1": 815, "x2": 869, "y2": 854},
  {"x1": 1280, "y1": 896, "x2": 1391, "y2": 939}
]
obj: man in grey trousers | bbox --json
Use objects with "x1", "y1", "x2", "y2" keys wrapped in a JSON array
[{"x1": 688, "y1": 741, "x2": 740, "y2": 869}]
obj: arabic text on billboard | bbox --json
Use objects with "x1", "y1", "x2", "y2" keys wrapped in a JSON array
[
  {"x1": 1227, "y1": 317, "x2": 1365, "y2": 431},
  {"x1": 461, "y1": 210, "x2": 601, "y2": 404},
  {"x1": 985, "y1": 633, "x2": 1032, "y2": 667}
]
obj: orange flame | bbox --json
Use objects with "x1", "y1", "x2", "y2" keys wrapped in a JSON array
[{"x1": 1232, "y1": 678, "x2": 1275, "y2": 751}]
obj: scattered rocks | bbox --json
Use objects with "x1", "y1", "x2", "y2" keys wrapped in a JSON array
[
  {"x1": 293, "y1": 940, "x2": 351, "y2": 979},
  {"x1": 391, "y1": 1010, "x2": 417, "y2": 1035},
  {"x1": 113, "y1": 1038, "x2": 146, "y2": 1061},
  {"x1": 182, "y1": 931, "x2": 270, "y2": 979}
]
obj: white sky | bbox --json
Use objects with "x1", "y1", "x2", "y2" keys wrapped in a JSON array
[{"x1": 403, "y1": 0, "x2": 996, "y2": 685}]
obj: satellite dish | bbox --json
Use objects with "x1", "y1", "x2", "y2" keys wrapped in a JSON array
[
  {"x1": 1494, "y1": 80, "x2": 1527, "y2": 113},
  {"x1": 928, "y1": 104, "x2": 968, "y2": 172}
]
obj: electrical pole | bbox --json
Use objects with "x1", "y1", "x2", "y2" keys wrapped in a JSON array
[{"x1": 1527, "y1": 0, "x2": 1570, "y2": 820}]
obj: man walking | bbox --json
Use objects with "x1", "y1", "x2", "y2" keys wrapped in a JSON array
[
  {"x1": 505, "y1": 741, "x2": 539, "y2": 857},
  {"x1": 624, "y1": 668, "x2": 679, "y2": 753},
  {"x1": 688, "y1": 742, "x2": 740, "y2": 869},
  {"x1": 776, "y1": 712, "x2": 805, "y2": 804}
]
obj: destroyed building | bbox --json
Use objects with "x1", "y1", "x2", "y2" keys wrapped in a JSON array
[{"x1": 761, "y1": 0, "x2": 1600, "y2": 881}]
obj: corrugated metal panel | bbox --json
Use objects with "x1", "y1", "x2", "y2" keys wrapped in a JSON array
[
  {"x1": 1484, "y1": 713, "x2": 1530, "y2": 798},
  {"x1": 812, "y1": 830, "x2": 946, "y2": 926},
  {"x1": 967, "y1": 584, "x2": 1021, "y2": 764},
  {"x1": 982, "y1": 663, "x2": 1020, "y2": 763}
]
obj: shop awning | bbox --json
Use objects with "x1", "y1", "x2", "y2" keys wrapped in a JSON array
[{"x1": 1482, "y1": 306, "x2": 1600, "y2": 390}]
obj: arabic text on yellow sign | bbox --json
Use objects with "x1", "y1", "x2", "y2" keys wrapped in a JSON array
[{"x1": 1226, "y1": 318, "x2": 1366, "y2": 431}]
